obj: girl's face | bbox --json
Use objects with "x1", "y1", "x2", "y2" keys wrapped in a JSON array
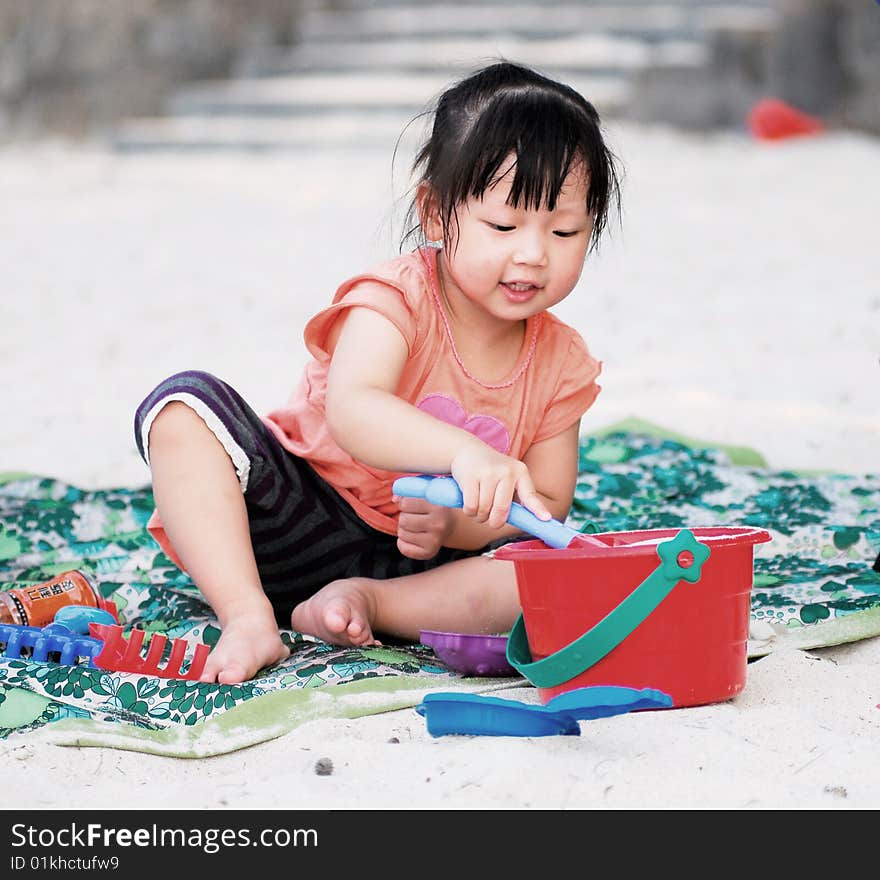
[{"x1": 424, "y1": 158, "x2": 593, "y2": 325}]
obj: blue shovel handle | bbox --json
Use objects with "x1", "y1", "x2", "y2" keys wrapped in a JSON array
[{"x1": 391, "y1": 474, "x2": 586, "y2": 549}]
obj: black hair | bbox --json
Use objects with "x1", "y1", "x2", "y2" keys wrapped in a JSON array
[{"x1": 400, "y1": 60, "x2": 622, "y2": 253}]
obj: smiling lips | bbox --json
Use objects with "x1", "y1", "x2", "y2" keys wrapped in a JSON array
[{"x1": 500, "y1": 281, "x2": 543, "y2": 302}]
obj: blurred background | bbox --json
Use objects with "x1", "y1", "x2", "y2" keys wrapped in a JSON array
[
  {"x1": 1, "y1": 0, "x2": 879, "y2": 142},
  {"x1": 1, "y1": 0, "x2": 878, "y2": 487}
]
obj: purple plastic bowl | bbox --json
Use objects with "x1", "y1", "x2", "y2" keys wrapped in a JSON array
[{"x1": 419, "y1": 630, "x2": 517, "y2": 677}]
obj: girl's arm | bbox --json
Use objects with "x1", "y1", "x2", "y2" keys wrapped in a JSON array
[
  {"x1": 441, "y1": 420, "x2": 581, "y2": 550},
  {"x1": 324, "y1": 306, "x2": 553, "y2": 523},
  {"x1": 324, "y1": 306, "x2": 483, "y2": 472}
]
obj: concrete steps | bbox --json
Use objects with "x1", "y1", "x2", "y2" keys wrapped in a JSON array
[
  {"x1": 108, "y1": 0, "x2": 778, "y2": 153},
  {"x1": 111, "y1": 69, "x2": 629, "y2": 152},
  {"x1": 288, "y1": 2, "x2": 774, "y2": 43},
  {"x1": 249, "y1": 33, "x2": 706, "y2": 77}
]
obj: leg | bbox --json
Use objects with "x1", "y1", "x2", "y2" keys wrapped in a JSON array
[
  {"x1": 291, "y1": 554, "x2": 519, "y2": 645},
  {"x1": 135, "y1": 369, "x2": 406, "y2": 679},
  {"x1": 145, "y1": 401, "x2": 288, "y2": 684}
]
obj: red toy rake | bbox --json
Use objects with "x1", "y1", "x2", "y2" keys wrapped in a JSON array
[{"x1": 89, "y1": 623, "x2": 210, "y2": 681}]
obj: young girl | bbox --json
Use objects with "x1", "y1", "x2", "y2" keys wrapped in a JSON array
[{"x1": 134, "y1": 61, "x2": 621, "y2": 684}]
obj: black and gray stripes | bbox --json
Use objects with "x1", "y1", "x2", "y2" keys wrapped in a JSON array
[{"x1": 134, "y1": 370, "x2": 482, "y2": 624}]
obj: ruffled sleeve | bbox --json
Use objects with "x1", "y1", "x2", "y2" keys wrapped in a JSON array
[{"x1": 304, "y1": 274, "x2": 420, "y2": 362}]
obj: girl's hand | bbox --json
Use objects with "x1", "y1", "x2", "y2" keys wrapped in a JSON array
[
  {"x1": 451, "y1": 443, "x2": 552, "y2": 530},
  {"x1": 394, "y1": 495, "x2": 455, "y2": 560}
]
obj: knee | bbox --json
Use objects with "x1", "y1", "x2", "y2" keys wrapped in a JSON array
[
  {"x1": 145, "y1": 401, "x2": 208, "y2": 455},
  {"x1": 133, "y1": 370, "x2": 224, "y2": 457},
  {"x1": 148, "y1": 399, "x2": 202, "y2": 435}
]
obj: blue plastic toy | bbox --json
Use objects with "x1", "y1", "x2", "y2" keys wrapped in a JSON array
[
  {"x1": 392, "y1": 474, "x2": 601, "y2": 549},
  {"x1": 415, "y1": 686, "x2": 673, "y2": 737},
  {"x1": 52, "y1": 605, "x2": 118, "y2": 635},
  {"x1": 0, "y1": 621, "x2": 104, "y2": 665},
  {"x1": 0, "y1": 605, "x2": 211, "y2": 680}
]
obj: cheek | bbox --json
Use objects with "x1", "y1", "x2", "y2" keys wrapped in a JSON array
[
  {"x1": 451, "y1": 238, "x2": 495, "y2": 280},
  {"x1": 555, "y1": 248, "x2": 588, "y2": 291}
]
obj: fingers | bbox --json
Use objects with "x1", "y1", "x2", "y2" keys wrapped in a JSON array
[
  {"x1": 486, "y1": 478, "x2": 517, "y2": 530},
  {"x1": 456, "y1": 473, "x2": 516, "y2": 528},
  {"x1": 514, "y1": 474, "x2": 552, "y2": 521},
  {"x1": 393, "y1": 495, "x2": 433, "y2": 515},
  {"x1": 397, "y1": 510, "x2": 433, "y2": 535},
  {"x1": 395, "y1": 463, "x2": 551, "y2": 535},
  {"x1": 459, "y1": 474, "x2": 551, "y2": 527},
  {"x1": 396, "y1": 534, "x2": 438, "y2": 560},
  {"x1": 394, "y1": 492, "x2": 447, "y2": 559}
]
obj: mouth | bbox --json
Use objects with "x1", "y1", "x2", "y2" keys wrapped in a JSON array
[{"x1": 500, "y1": 281, "x2": 543, "y2": 302}]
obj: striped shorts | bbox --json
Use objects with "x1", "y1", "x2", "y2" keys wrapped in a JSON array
[{"x1": 133, "y1": 370, "x2": 484, "y2": 624}]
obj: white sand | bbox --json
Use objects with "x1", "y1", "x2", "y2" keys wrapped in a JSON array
[{"x1": 1, "y1": 122, "x2": 879, "y2": 809}]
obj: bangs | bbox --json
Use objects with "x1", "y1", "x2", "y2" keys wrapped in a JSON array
[{"x1": 452, "y1": 92, "x2": 593, "y2": 213}]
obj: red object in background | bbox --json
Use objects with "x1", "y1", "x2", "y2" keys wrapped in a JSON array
[{"x1": 747, "y1": 98, "x2": 825, "y2": 141}]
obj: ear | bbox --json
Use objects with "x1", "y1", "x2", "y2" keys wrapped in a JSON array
[{"x1": 415, "y1": 182, "x2": 443, "y2": 243}]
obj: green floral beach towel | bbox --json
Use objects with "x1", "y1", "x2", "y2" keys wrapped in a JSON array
[{"x1": 1, "y1": 420, "x2": 878, "y2": 755}]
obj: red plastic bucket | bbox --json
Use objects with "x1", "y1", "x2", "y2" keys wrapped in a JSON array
[{"x1": 496, "y1": 526, "x2": 771, "y2": 708}]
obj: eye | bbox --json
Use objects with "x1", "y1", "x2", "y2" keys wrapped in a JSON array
[
  {"x1": 486, "y1": 222, "x2": 515, "y2": 232},
  {"x1": 553, "y1": 230, "x2": 580, "y2": 238}
]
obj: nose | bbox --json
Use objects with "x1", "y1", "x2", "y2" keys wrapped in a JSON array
[{"x1": 512, "y1": 229, "x2": 548, "y2": 267}]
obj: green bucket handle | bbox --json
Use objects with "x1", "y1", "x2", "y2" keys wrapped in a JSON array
[{"x1": 506, "y1": 529, "x2": 712, "y2": 688}]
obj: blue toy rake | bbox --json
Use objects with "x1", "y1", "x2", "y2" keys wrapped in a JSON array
[{"x1": 0, "y1": 622, "x2": 103, "y2": 665}]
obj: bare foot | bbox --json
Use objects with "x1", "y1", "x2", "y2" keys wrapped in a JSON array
[
  {"x1": 200, "y1": 612, "x2": 290, "y2": 685},
  {"x1": 291, "y1": 578, "x2": 380, "y2": 647}
]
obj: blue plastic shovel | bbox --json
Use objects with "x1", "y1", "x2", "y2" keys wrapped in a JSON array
[
  {"x1": 391, "y1": 473, "x2": 602, "y2": 550},
  {"x1": 415, "y1": 686, "x2": 673, "y2": 737}
]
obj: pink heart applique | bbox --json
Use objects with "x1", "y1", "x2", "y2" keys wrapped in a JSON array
[{"x1": 417, "y1": 393, "x2": 511, "y2": 454}]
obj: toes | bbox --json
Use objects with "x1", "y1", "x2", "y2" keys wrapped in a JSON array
[
  {"x1": 200, "y1": 661, "x2": 222, "y2": 684},
  {"x1": 348, "y1": 621, "x2": 371, "y2": 644},
  {"x1": 323, "y1": 601, "x2": 354, "y2": 637},
  {"x1": 347, "y1": 619, "x2": 379, "y2": 647},
  {"x1": 217, "y1": 664, "x2": 248, "y2": 685},
  {"x1": 201, "y1": 655, "x2": 247, "y2": 685},
  {"x1": 292, "y1": 585, "x2": 376, "y2": 648}
]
